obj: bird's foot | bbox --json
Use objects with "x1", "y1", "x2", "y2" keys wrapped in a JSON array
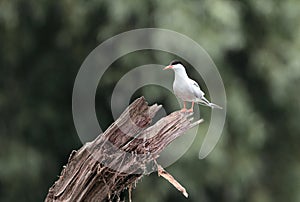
[
  {"x1": 187, "y1": 108, "x2": 193, "y2": 113},
  {"x1": 180, "y1": 108, "x2": 187, "y2": 112}
]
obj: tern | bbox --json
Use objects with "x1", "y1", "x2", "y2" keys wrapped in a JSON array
[{"x1": 164, "y1": 60, "x2": 222, "y2": 112}]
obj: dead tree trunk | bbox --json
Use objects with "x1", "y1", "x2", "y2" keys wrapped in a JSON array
[{"x1": 45, "y1": 97, "x2": 203, "y2": 202}]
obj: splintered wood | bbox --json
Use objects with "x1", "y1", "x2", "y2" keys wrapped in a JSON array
[
  {"x1": 157, "y1": 165, "x2": 189, "y2": 198},
  {"x1": 45, "y1": 97, "x2": 203, "y2": 202}
]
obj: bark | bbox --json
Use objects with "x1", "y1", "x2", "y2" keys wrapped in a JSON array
[{"x1": 45, "y1": 97, "x2": 203, "y2": 202}]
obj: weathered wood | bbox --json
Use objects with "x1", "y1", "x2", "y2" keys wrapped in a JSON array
[{"x1": 45, "y1": 97, "x2": 203, "y2": 202}]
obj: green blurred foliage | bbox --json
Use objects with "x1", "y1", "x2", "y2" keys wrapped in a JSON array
[{"x1": 0, "y1": 0, "x2": 300, "y2": 201}]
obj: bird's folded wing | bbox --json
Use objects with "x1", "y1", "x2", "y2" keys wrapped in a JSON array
[{"x1": 189, "y1": 78, "x2": 205, "y2": 99}]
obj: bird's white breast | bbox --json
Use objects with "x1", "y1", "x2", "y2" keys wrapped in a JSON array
[{"x1": 173, "y1": 77, "x2": 196, "y2": 102}]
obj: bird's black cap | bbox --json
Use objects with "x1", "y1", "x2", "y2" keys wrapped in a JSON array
[{"x1": 170, "y1": 60, "x2": 183, "y2": 66}]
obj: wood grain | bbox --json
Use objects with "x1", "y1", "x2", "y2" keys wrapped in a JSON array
[{"x1": 45, "y1": 97, "x2": 203, "y2": 202}]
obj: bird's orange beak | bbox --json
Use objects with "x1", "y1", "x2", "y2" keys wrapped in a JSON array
[{"x1": 163, "y1": 65, "x2": 173, "y2": 70}]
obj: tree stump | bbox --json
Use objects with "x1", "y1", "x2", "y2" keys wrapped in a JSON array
[{"x1": 45, "y1": 97, "x2": 203, "y2": 202}]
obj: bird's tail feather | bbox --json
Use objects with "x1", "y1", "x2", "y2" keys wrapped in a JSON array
[
  {"x1": 209, "y1": 103, "x2": 223, "y2": 109},
  {"x1": 196, "y1": 98, "x2": 223, "y2": 109}
]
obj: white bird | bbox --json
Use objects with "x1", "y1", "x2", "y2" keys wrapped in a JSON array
[{"x1": 164, "y1": 60, "x2": 222, "y2": 112}]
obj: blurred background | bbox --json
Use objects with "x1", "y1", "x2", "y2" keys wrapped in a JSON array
[{"x1": 1, "y1": 0, "x2": 300, "y2": 201}]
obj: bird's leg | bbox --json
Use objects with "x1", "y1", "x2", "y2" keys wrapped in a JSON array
[
  {"x1": 187, "y1": 101, "x2": 194, "y2": 112},
  {"x1": 181, "y1": 101, "x2": 187, "y2": 112}
]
